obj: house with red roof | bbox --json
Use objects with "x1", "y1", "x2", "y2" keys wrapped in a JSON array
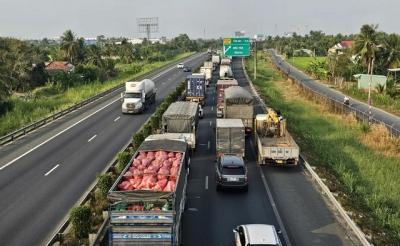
[
  {"x1": 328, "y1": 40, "x2": 354, "y2": 55},
  {"x1": 45, "y1": 61, "x2": 75, "y2": 74}
]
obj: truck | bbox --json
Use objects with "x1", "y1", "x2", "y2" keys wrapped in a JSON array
[
  {"x1": 161, "y1": 101, "x2": 199, "y2": 150},
  {"x1": 216, "y1": 79, "x2": 238, "y2": 118},
  {"x1": 219, "y1": 64, "x2": 233, "y2": 79},
  {"x1": 220, "y1": 58, "x2": 231, "y2": 66},
  {"x1": 121, "y1": 79, "x2": 156, "y2": 114},
  {"x1": 254, "y1": 108, "x2": 300, "y2": 166},
  {"x1": 108, "y1": 138, "x2": 190, "y2": 246},
  {"x1": 186, "y1": 74, "x2": 206, "y2": 106},
  {"x1": 224, "y1": 86, "x2": 254, "y2": 135},
  {"x1": 199, "y1": 67, "x2": 211, "y2": 87},
  {"x1": 204, "y1": 61, "x2": 215, "y2": 71},
  {"x1": 216, "y1": 119, "x2": 245, "y2": 157},
  {"x1": 212, "y1": 55, "x2": 220, "y2": 66}
]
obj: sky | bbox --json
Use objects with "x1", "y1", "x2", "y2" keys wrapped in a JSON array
[{"x1": 0, "y1": 0, "x2": 398, "y2": 40}]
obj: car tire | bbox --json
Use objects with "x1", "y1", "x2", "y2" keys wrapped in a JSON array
[
  {"x1": 216, "y1": 184, "x2": 221, "y2": 192},
  {"x1": 243, "y1": 185, "x2": 248, "y2": 192}
]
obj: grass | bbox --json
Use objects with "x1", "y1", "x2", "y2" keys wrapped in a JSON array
[
  {"x1": 287, "y1": 56, "x2": 326, "y2": 71},
  {"x1": 246, "y1": 54, "x2": 400, "y2": 244},
  {"x1": 0, "y1": 52, "x2": 193, "y2": 136}
]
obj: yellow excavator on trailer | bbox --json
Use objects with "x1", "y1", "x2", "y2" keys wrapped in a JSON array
[{"x1": 254, "y1": 108, "x2": 300, "y2": 166}]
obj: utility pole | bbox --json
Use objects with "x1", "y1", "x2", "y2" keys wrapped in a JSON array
[
  {"x1": 254, "y1": 40, "x2": 257, "y2": 80},
  {"x1": 368, "y1": 57, "x2": 375, "y2": 124}
]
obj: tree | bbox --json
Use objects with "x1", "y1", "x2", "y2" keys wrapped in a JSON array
[
  {"x1": 70, "y1": 206, "x2": 91, "y2": 239},
  {"x1": 60, "y1": 30, "x2": 79, "y2": 64},
  {"x1": 384, "y1": 33, "x2": 400, "y2": 69},
  {"x1": 353, "y1": 24, "x2": 380, "y2": 75}
]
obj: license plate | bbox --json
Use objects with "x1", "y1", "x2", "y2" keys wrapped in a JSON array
[
  {"x1": 276, "y1": 160, "x2": 283, "y2": 164},
  {"x1": 228, "y1": 177, "x2": 238, "y2": 182}
]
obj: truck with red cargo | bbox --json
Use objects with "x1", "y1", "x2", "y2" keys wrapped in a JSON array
[
  {"x1": 216, "y1": 79, "x2": 238, "y2": 118},
  {"x1": 107, "y1": 138, "x2": 189, "y2": 246}
]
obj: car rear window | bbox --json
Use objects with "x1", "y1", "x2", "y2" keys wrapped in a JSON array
[{"x1": 222, "y1": 165, "x2": 244, "y2": 175}]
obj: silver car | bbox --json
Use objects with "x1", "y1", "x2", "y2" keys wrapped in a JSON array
[
  {"x1": 233, "y1": 224, "x2": 282, "y2": 246},
  {"x1": 215, "y1": 155, "x2": 248, "y2": 191}
]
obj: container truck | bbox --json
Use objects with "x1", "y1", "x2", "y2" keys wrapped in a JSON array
[
  {"x1": 108, "y1": 138, "x2": 190, "y2": 246},
  {"x1": 254, "y1": 108, "x2": 300, "y2": 166},
  {"x1": 220, "y1": 58, "x2": 231, "y2": 66},
  {"x1": 186, "y1": 74, "x2": 206, "y2": 106},
  {"x1": 121, "y1": 79, "x2": 156, "y2": 114},
  {"x1": 224, "y1": 86, "x2": 254, "y2": 135},
  {"x1": 216, "y1": 79, "x2": 238, "y2": 118},
  {"x1": 204, "y1": 61, "x2": 215, "y2": 71},
  {"x1": 216, "y1": 119, "x2": 245, "y2": 157},
  {"x1": 219, "y1": 65, "x2": 233, "y2": 79},
  {"x1": 161, "y1": 101, "x2": 199, "y2": 150},
  {"x1": 212, "y1": 55, "x2": 220, "y2": 66}
]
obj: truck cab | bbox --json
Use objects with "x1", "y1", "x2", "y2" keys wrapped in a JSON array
[{"x1": 121, "y1": 80, "x2": 156, "y2": 114}]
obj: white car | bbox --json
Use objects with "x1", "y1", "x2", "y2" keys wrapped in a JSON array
[
  {"x1": 233, "y1": 224, "x2": 282, "y2": 246},
  {"x1": 177, "y1": 63, "x2": 184, "y2": 69}
]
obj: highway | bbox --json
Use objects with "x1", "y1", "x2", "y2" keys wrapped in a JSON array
[
  {"x1": 270, "y1": 49, "x2": 400, "y2": 134},
  {"x1": 182, "y1": 58, "x2": 358, "y2": 246},
  {"x1": 0, "y1": 52, "x2": 208, "y2": 246}
]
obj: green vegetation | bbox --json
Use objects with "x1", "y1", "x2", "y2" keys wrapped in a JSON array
[
  {"x1": 70, "y1": 206, "x2": 91, "y2": 239},
  {"x1": 246, "y1": 54, "x2": 400, "y2": 244},
  {"x1": 0, "y1": 52, "x2": 192, "y2": 136},
  {"x1": 288, "y1": 56, "x2": 326, "y2": 71}
]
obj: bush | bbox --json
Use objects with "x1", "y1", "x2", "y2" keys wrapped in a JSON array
[
  {"x1": 97, "y1": 173, "x2": 114, "y2": 197},
  {"x1": 75, "y1": 64, "x2": 100, "y2": 82},
  {"x1": 132, "y1": 131, "x2": 144, "y2": 149},
  {"x1": 150, "y1": 115, "x2": 160, "y2": 131},
  {"x1": 70, "y1": 206, "x2": 91, "y2": 239},
  {"x1": 116, "y1": 151, "x2": 131, "y2": 174},
  {"x1": 143, "y1": 124, "x2": 153, "y2": 137}
]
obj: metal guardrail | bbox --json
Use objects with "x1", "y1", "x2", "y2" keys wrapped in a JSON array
[
  {"x1": 269, "y1": 51, "x2": 400, "y2": 138},
  {"x1": 0, "y1": 53, "x2": 199, "y2": 146},
  {"x1": 242, "y1": 57, "x2": 371, "y2": 246},
  {"x1": 46, "y1": 60, "x2": 205, "y2": 246}
]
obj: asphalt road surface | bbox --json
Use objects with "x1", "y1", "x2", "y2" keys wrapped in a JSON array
[
  {"x1": 182, "y1": 58, "x2": 358, "y2": 246},
  {"x1": 270, "y1": 49, "x2": 400, "y2": 134},
  {"x1": 0, "y1": 52, "x2": 208, "y2": 246},
  {"x1": 182, "y1": 64, "x2": 288, "y2": 246}
]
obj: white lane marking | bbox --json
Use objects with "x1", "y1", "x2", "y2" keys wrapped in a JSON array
[
  {"x1": 0, "y1": 53, "x2": 206, "y2": 171},
  {"x1": 44, "y1": 164, "x2": 60, "y2": 176},
  {"x1": 205, "y1": 176, "x2": 209, "y2": 190},
  {"x1": 207, "y1": 141, "x2": 210, "y2": 149},
  {"x1": 0, "y1": 97, "x2": 120, "y2": 170},
  {"x1": 211, "y1": 106, "x2": 213, "y2": 111},
  {"x1": 88, "y1": 134, "x2": 97, "y2": 142},
  {"x1": 209, "y1": 121, "x2": 212, "y2": 126},
  {"x1": 114, "y1": 116, "x2": 120, "y2": 122},
  {"x1": 188, "y1": 208, "x2": 198, "y2": 212}
]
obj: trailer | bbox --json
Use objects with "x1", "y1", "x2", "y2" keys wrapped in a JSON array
[
  {"x1": 108, "y1": 139, "x2": 190, "y2": 246},
  {"x1": 216, "y1": 79, "x2": 238, "y2": 118},
  {"x1": 186, "y1": 74, "x2": 206, "y2": 106}
]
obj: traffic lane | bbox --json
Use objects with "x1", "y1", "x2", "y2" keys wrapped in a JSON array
[
  {"x1": 0, "y1": 52, "x2": 206, "y2": 166},
  {"x1": 271, "y1": 51, "x2": 400, "y2": 129},
  {"x1": 182, "y1": 83, "x2": 285, "y2": 245},
  {"x1": 263, "y1": 167, "x2": 355, "y2": 246},
  {"x1": 0, "y1": 52, "x2": 207, "y2": 187},
  {"x1": 0, "y1": 54, "x2": 208, "y2": 245}
]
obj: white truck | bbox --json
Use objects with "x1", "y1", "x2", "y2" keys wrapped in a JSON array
[
  {"x1": 204, "y1": 61, "x2": 215, "y2": 71},
  {"x1": 216, "y1": 119, "x2": 245, "y2": 157},
  {"x1": 219, "y1": 65, "x2": 233, "y2": 78},
  {"x1": 200, "y1": 65, "x2": 212, "y2": 87},
  {"x1": 212, "y1": 55, "x2": 220, "y2": 66},
  {"x1": 254, "y1": 108, "x2": 300, "y2": 166},
  {"x1": 121, "y1": 79, "x2": 156, "y2": 114}
]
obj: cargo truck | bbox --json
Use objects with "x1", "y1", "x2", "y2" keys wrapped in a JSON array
[
  {"x1": 108, "y1": 138, "x2": 190, "y2": 246},
  {"x1": 121, "y1": 79, "x2": 156, "y2": 114},
  {"x1": 216, "y1": 79, "x2": 238, "y2": 118},
  {"x1": 161, "y1": 101, "x2": 199, "y2": 150},
  {"x1": 204, "y1": 61, "x2": 215, "y2": 71},
  {"x1": 216, "y1": 119, "x2": 245, "y2": 157},
  {"x1": 254, "y1": 108, "x2": 300, "y2": 166},
  {"x1": 186, "y1": 74, "x2": 206, "y2": 106},
  {"x1": 224, "y1": 86, "x2": 254, "y2": 135},
  {"x1": 212, "y1": 55, "x2": 220, "y2": 66},
  {"x1": 199, "y1": 66, "x2": 211, "y2": 87},
  {"x1": 219, "y1": 65, "x2": 233, "y2": 79},
  {"x1": 220, "y1": 58, "x2": 231, "y2": 66}
]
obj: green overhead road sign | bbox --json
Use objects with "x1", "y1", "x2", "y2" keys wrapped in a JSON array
[{"x1": 223, "y1": 37, "x2": 250, "y2": 57}]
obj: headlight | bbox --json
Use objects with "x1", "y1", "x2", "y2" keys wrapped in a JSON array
[{"x1": 135, "y1": 102, "x2": 142, "y2": 109}]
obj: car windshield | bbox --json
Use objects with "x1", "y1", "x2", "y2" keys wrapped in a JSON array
[
  {"x1": 221, "y1": 165, "x2": 244, "y2": 175},
  {"x1": 125, "y1": 92, "x2": 141, "y2": 98}
]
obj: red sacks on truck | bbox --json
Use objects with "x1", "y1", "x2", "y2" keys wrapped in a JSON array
[{"x1": 163, "y1": 180, "x2": 176, "y2": 192}]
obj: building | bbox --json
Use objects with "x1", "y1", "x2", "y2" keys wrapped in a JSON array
[
  {"x1": 353, "y1": 74, "x2": 387, "y2": 90},
  {"x1": 45, "y1": 61, "x2": 75, "y2": 74},
  {"x1": 328, "y1": 40, "x2": 354, "y2": 54}
]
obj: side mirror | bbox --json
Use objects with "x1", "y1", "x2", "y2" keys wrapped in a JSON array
[
  {"x1": 233, "y1": 229, "x2": 237, "y2": 233},
  {"x1": 277, "y1": 229, "x2": 282, "y2": 234},
  {"x1": 120, "y1": 92, "x2": 124, "y2": 98}
]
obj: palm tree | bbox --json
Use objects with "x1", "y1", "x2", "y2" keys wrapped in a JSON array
[
  {"x1": 353, "y1": 24, "x2": 380, "y2": 75},
  {"x1": 86, "y1": 45, "x2": 103, "y2": 67},
  {"x1": 384, "y1": 33, "x2": 400, "y2": 69},
  {"x1": 60, "y1": 30, "x2": 78, "y2": 64}
]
